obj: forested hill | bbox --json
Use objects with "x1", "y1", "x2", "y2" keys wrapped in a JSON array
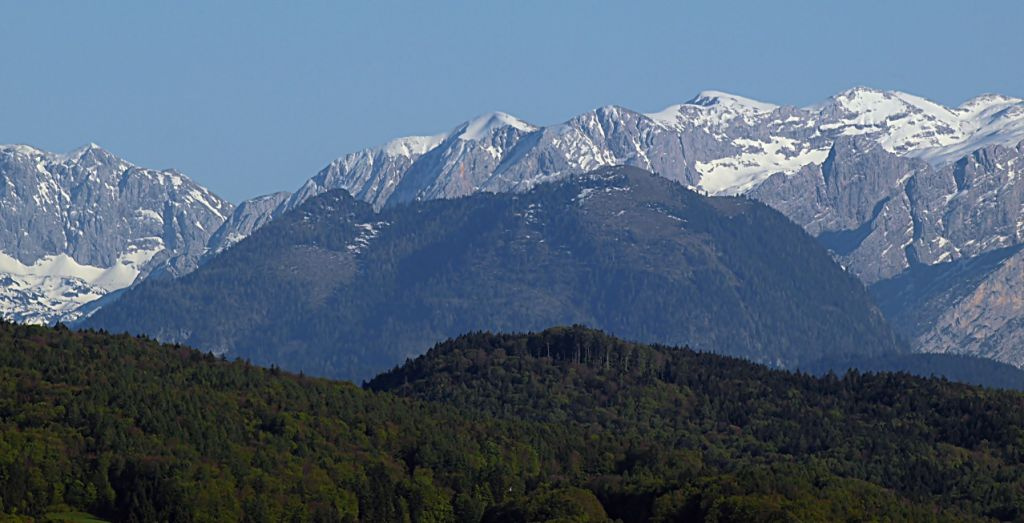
[
  {"x1": 3, "y1": 322, "x2": 1024, "y2": 521},
  {"x1": 85, "y1": 166, "x2": 905, "y2": 381},
  {"x1": 370, "y1": 326, "x2": 1024, "y2": 521}
]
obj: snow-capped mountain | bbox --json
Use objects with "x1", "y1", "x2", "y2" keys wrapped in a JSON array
[
  {"x1": 0, "y1": 143, "x2": 232, "y2": 323},
  {"x1": 201, "y1": 87, "x2": 1024, "y2": 367},
  {"x1": 209, "y1": 87, "x2": 1024, "y2": 263},
  {"x1": 8, "y1": 87, "x2": 1024, "y2": 366}
]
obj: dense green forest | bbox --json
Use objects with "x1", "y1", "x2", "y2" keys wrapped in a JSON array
[
  {"x1": 85, "y1": 167, "x2": 904, "y2": 381},
  {"x1": 369, "y1": 327, "x2": 1024, "y2": 521},
  {"x1": 2, "y1": 321, "x2": 1024, "y2": 521}
]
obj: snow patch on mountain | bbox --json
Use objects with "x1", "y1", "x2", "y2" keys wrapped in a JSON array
[
  {"x1": 813, "y1": 88, "x2": 961, "y2": 155},
  {"x1": 383, "y1": 134, "x2": 446, "y2": 157},
  {"x1": 810, "y1": 88, "x2": 1024, "y2": 163},
  {"x1": 346, "y1": 221, "x2": 388, "y2": 254},
  {"x1": 688, "y1": 90, "x2": 780, "y2": 113},
  {"x1": 697, "y1": 138, "x2": 831, "y2": 194},
  {"x1": 914, "y1": 96, "x2": 1024, "y2": 165},
  {"x1": 646, "y1": 90, "x2": 778, "y2": 130},
  {"x1": 0, "y1": 243, "x2": 163, "y2": 324}
]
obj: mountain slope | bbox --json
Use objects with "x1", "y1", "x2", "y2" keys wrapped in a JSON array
[
  {"x1": 0, "y1": 144, "x2": 233, "y2": 324},
  {"x1": 85, "y1": 166, "x2": 904, "y2": 381},
  {"x1": 4, "y1": 322, "x2": 1023, "y2": 521},
  {"x1": 872, "y1": 244, "x2": 1024, "y2": 367}
]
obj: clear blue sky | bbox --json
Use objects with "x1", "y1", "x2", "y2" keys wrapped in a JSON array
[{"x1": 2, "y1": 1, "x2": 1021, "y2": 202}]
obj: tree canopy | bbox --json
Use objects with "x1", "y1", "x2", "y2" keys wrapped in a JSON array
[{"x1": 2, "y1": 321, "x2": 1022, "y2": 521}]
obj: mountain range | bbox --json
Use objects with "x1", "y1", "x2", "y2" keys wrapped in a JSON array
[
  {"x1": 189, "y1": 87, "x2": 1024, "y2": 368},
  {"x1": 84, "y1": 167, "x2": 905, "y2": 381},
  {"x1": 5, "y1": 86, "x2": 1024, "y2": 367}
]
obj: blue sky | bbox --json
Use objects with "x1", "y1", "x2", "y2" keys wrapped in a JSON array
[{"x1": 2, "y1": 1, "x2": 1021, "y2": 202}]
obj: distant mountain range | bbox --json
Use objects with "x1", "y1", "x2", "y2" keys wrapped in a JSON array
[
  {"x1": 206, "y1": 87, "x2": 1024, "y2": 367},
  {"x1": 84, "y1": 167, "x2": 905, "y2": 381},
  {"x1": 5, "y1": 87, "x2": 1024, "y2": 367},
  {"x1": 202, "y1": 88, "x2": 1024, "y2": 260}
]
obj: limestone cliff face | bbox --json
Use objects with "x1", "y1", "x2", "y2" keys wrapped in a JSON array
[{"x1": 916, "y1": 249, "x2": 1024, "y2": 367}]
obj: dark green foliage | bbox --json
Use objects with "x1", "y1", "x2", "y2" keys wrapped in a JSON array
[
  {"x1": 2, "y1": 320, "x2": 1013, "y2": 521},
  {"x1": 370, "y1": 326, "x2": 1024, "y2": 522},
  {"x1": 0, "y1": 321, "x2": 549, "y2": 522},
  {"x1": 86, "y1": 167, "x2": 904, "y2": 382}
]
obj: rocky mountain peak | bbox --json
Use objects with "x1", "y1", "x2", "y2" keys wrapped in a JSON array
[
  {"x1": 453, "y1": 111, "x2": 536, "y2": 141},
  {"x1": 687, "y1": 90, "x2": 779, "y2": 113},
  {"x1": 0, "y1": 143, "x2": 233, "y2": 324}
]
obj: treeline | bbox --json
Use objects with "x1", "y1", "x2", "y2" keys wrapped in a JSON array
[{"x1": 1, "y1": 321, "x2": 1022, "y2": 521}]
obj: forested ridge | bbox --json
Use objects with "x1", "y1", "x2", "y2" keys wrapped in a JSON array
[{"x1": 2, "y1": 321, "x2": 1024, "y2": 521}]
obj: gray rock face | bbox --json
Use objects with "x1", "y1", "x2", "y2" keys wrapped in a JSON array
[
  {"x1": 938, "y1": 144, "x2": 1024, "y2": 257},
  {"x1": 0, "y1": 143, "x2": 233, "y2": 323},
  {"x1": 750, "y1": 137, "x2": 924, "y2": 233},
  {"x1": 203, "y1": 191, "x2": 291, "y2": 259},
  {"x1": 748, "y1": 138, "x2": 935, "y2": 282},
  {"x1": 752, "y1": 138, "x2": 1024, "y2": 367},
  {"x1": 873, "y1": 243, "x2": 1024, "y2": 368},
  {"x1": 864, "y1": 143, "x2": 1024, "y2": 365},
  {"x1": 916, "y1": 247, "x2": 1024, "y2": 367}
]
